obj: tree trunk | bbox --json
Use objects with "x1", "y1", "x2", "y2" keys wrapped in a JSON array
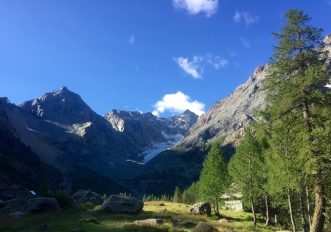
[
  {"x1": 214, "y1": 194, "x2": 220, "y2": 217},
  {"x1": 302, "y1": 100, "x2": 326, "y2": 232},
  {"x1": 300, "y1": 191, "x2": 309, "y2": 232},
  {"x1": 306, "y1": 186, "x2": 312, "y2": 227},
  {"x1": 310, "y1": 180, "x2": 325, "y2": 232},
  {"x1": 250, "y1": 196, "x2": 257, "y2": 226},
  {"x1": 287, "y1": 188, "x2": 296, "y2": 232},
  {"x1": 265, "y1": 195, "x2": 270, "y2": 226}
]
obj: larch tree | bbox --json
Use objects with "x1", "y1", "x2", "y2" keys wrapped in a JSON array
[
  {"x1": 264, "y1": 8, "x2": 330, "y2": 232},
  {"x1": 199, "y1": 142, "x2": 229, "y2": 217},
  {"x1": 229, "y1": 129, "x2": 265, "y2": 226}
]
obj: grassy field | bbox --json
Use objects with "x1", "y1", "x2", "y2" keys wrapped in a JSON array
[{"x1": 0, "y1": 201, "x2": 282, "y2": 232}]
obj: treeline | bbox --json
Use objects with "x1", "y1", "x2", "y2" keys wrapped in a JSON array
[{"x1": 169, "y1": 9, "x2": 330, "y2": 232}]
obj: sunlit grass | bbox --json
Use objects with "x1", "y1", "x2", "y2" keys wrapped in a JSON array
[{"x1": 0, "y1": 201, "x2": 282, "y2": 232}]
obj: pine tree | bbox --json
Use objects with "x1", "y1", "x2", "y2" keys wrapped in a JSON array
[
  {"x1": 173, "y1": 186, "x2": 183, "y2": 203},
  {"x1": 199, "y1": 142, "x2": 229, "y2": 217},
  {"x1": 264, "y1": 9, "x2": 330, "y2": 232}
]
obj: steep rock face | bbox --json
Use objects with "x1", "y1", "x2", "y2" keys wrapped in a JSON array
[
  {"x1": 177, "y1": 65, "x2": 269, "y2": 149},
  {"x1": 104, "y1": 109, "x2": 198, "y2": 162},
  {"x1": 0, "y1": 99, "x2": 64, "y2": 192}
]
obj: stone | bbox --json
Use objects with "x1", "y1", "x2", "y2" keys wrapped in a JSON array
[
  {"x1": 172, "y1": 219, "x2": 196, "y2": 228},
  {"x1": 190, "y1": 202, "x2": 211, "y2": 216},
  {"x1": 218, "y1": 218, "x2": 229, "y2": 223},
  {"x1": 72, "y1": 190, "x2": 102, "y2": 206},
  {"x1": 194, "y1": 222, "x2": 216, "y2": 232},
  {"x1": 134, "y1": 218, "x2": 163, "y2": 227},
  {"x1": 98, "y1": 195, "x2": 143, "y2": 214},
  {"x1": 8, "y1": 211, "x2": 26, "y2": 217},
  {"x1": 27, "y1": 197, "x2": 60, "y2": 214},
  {"x1": 0, "y1": 198, "x2": 28, "y2": 214}
]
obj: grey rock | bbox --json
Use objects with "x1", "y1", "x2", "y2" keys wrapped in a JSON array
[
  {"x1": 133, "y1": 218, "x2": 163, "y2": 227},
  {"x1": 218, "y1": 218, "x2": 229, "y2": 223},
  {"x1": 194, "y1": 222, "x2": 216, "y2": 232},
  {"x1": 172, "y1": 219, "x2": 196, "y2": 228},
  {"x1": 1, "y1": 197, "x2": 59, "y2": 214},
  {"x1": 72, "y1": 190, "x2": 102, "y2": 206},
  {"x1": 98, "y1": 195, "x2": 143, "y2": 214},
  {"x1": 0, "y1": 198, "x2": 28, "y2": 214},
  {"x1": 27, "y1": 197, "x2": 60, "y2": 214},
  {"x1": 190, "y1": 202, "x2": 211, "y2": 216},
  {"x1": 8, "y1": 211, "x2": 27, "y2": 217}
]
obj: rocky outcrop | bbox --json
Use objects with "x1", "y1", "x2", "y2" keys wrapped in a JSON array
[
  {"x1": 133, "y1": 218, "x2": 163, "y2": 227},
  {"x1": 26, "y1": 197, "x2": 60, "y2": 213},
  {"x1": 194, "y1": 222, "x2": 216, "y2": 232},
  {"x1": 98, "y1": 195, "x2": 143, "y2": 213},
  {"x1": 72, "y1": 190, "x2": 102, "y2": 206},
  {"x1": 0, "y1": 197, "x2": 60, "y2": 214},
  {"x1": 190, "y1": 202, "x2": 212, "y2": 216}
]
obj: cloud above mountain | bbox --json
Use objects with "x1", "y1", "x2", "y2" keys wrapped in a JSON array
[
  {"x1": 174, "y1": 54, "x2": 229, "y2": 79},
  {"x1": 172, "y1": 0, "x2": 218, "y2": 17},
  {"x1": 153, "y1": 91, "x2": 205, "y2": 116},
  {"x1": 233, "y1": 11, "x2": 259, "y2": 26}
]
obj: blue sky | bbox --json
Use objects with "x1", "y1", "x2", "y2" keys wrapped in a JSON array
[{"x1": 0, "y1": 0, "x2": 330, "y2": 117}]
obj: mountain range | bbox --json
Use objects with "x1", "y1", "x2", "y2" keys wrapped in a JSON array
[{"x1": 1, "y1": 33, "x2": 330, "y2": 196}]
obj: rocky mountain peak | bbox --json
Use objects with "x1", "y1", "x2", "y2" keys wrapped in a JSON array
[
  {"x1": 0, "y1": 97, "x2": 10, "y2": 105},
  {"x1": 21, "y1": 87, "x2": 97, "y2": 125}
]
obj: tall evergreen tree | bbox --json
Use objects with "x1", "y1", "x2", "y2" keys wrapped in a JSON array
[
  {"x1": 264, "y1": 9, "x2": 330, "y2": 232},
  {"x1": 173, "y1": 186, "x2": 183, "y2": 203},
  {"x1": 199, "y1": 142, "x2": 229, "y2": 217},
  {"x1": 229, "y1": 129, "x2": 265, "y2": 226}
]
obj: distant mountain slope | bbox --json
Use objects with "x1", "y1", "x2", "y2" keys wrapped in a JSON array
[
  {"x1": 0, "y1": 88, "x2": 198, "y2": 194},
  {"x1": 105, "y1": 109, "x2": 197, "y2": 163},
  {"x1": 0, "y1": 98, "x2": 63, "y2": 191}
]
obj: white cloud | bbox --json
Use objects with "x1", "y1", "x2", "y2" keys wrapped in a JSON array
[
  {"x1": 153, "y1": 91, "x2": 205, "y2": 116},
  {"x1": 174, "y1": 54, "x2": 229, "y2": 79},
  {"x1": 206, "y1": 54, "x2": 229, "y2": 69},
  {"x1": 174, "y1": 56, "x2": 203, "y2": 79},
  {"x1": 240, "y1": 37, "x2": 251, "y2": 48},
  {"x1": 173, "y1": 0, "x2": 218, "y2": 17},
  {"x1": 233, "y1": 11, "x2": 259, "y2": 26},
  {"x1": 129, "y1": 35, "x2": 135, "y2": 45}
]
